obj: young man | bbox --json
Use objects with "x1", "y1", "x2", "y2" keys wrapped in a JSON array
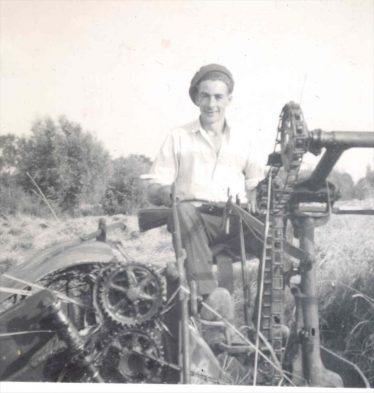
[{"x1": 148, "y1": 64, "x2": 263, "y2": 301}]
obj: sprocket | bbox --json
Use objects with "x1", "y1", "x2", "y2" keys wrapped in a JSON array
[
  {"x1": 98, "y1": 327, "x2": 165, "y2": 383},
  {"x1": 279, "y1": 102, "x2": 309, "y2": 172},
  {"x1": 96, "y1": 262, "x2": 166, "y2": 327}
]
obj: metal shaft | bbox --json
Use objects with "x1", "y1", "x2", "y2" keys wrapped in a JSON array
[
  {"x1": 298, "y1": 217, "x2": 321, "y2": 384},
  {"x1": 238, "y1": 216, "x2": 251, "y2": 335},
  {"x1": 171, "y1": 185, "x2": 190, "y2": 384},
  {"x1": 311, "y1": 130, "x2": 374, "y2": 149},
  {"x1": 304, "y1": 130, "x2": 374, "y2": 190},
  {"x1": 298, "y1": 217, "x2": 342, "y2": 387},
  {"x1": 303, "y1": 148, "x2": 344, "y2": 190},
  {"x1": 291, "y1": 288, "x2": 305, "y2": 386}
]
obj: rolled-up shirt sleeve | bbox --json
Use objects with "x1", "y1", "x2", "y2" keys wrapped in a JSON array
[
  {"x1": 244, "y1": 155, "x2": 265, "y2": 191},
  {"x1": 149, "y1": 132, "x2": 179, "y2": 186}
]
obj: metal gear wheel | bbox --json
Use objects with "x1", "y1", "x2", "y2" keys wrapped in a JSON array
[
  {"x1": 99, "y1": 328, "x2": 165, "y2": 383},
  {"x1": 97, "y1": 262, "x2": 166, "y2": 327},
  {"x1": 279, "y1": 102, "x2": 309, "y2": 172}
]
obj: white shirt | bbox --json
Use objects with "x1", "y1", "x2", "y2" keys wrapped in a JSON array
[{"x1": 149, "y1": 118, "x2": 264, "y2": 203}]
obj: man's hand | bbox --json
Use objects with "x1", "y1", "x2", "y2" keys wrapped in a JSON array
[
  {"x1": 165, "y1": 262, "x2": 179, "y2": 281},
  {"x1": 159, "y1": 185, "x2": 172, "y2": 207},
  {"x1": 147, "y1": 183, "x2": 172, "y2": 207},
  {"x1": 247, "y1": 188, "x2": 257, "y2": 214}
]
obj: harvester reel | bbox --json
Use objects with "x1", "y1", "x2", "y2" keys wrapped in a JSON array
[
  {"x1": 99, "y1": 328, "x2": 165, "y2": 383},
  {"x1": 97, "y1": 262, "x2": 166, "y2": 327}
]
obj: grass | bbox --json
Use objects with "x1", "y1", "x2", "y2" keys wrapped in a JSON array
[
  {"x1": 315, "y1": 214, "x2": 374, "y2": 384},
  {"x1": 0, "y1": 213, "x2": 174, "y2": 270},
  {"x1": 0, "y1": 210, "x2": 373, "y2": 385}
]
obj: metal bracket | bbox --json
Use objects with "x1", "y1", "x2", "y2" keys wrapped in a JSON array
[{"x1": 298, "y1": 327, "x2": 315, "y2": 353}]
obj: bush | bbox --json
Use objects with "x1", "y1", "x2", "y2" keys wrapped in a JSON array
[
  {"x1": 1, "y1": 121, "x2": 154, "y2": 217},
  {"x1": 14, "y1": 116, "x2": 112, "y2": 213},
  {"x1": 0, "y1": 177, "x2": 59, "y2": 217},
  {"x1": 102, "y1": 155, "x2": 152, "y2": 215},
  {"x1": 328, "y1": 170, "x2": 355, "y2": 200}
]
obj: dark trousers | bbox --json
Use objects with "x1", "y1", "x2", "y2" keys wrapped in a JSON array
[{"x1": 168, "y1": 202, "x2": 262, "y2": 296}]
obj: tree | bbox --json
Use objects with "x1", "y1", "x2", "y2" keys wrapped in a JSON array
[
  {"x1": 17, "y1": 118, "x2": 62, "y2": 202},
  {"x1": 0, "y1": 133, "x2": 47, "y2": 216},
  {"x1": 56, "y1": 116, "x2": 112, "y2": 210},
  {"x1": 0, "y1": 134, "x2": 21, "y2": 206},
  {"x1": 354, "y1": 165, "x2": 374, "y2": 200},
  {"x1": 102, "y1": 154, "x2": 152, "y2": 215},
  {"x1": 298, "y1": 169, "x2": 354, "y2": 200},
  {"x1": 17, "y1": 116, "x2": 112, "y2": 212},
  {"x1": 0, "y1": 134, "x2": 20, "y2": 175},
  {"x1": 327, "y1": 171, "x2": 355, "y2": 200}
]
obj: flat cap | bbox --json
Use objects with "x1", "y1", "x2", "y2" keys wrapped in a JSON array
[{"x1": 189, "y1": 64, "x2": 234, "y2": 105}]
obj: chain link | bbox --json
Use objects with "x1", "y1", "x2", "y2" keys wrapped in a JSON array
[{"x1": 257, "y1": 102, "x2": 309, "y2": 384}]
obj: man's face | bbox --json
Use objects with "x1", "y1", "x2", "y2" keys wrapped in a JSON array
[{"x1": 195, "y1": 79, "x2": 232, "y2": 125}]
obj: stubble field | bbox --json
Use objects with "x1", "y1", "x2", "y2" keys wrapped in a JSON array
[{"x1": 0, "y1": 210, "x2": 373, "y2": 384}]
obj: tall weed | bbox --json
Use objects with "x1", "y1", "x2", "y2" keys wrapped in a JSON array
[
  {"x1": 316, "y1": 215, "x2": 374, "y2": 383},
  {"x1": 0, "y1": 182, "x2": 60, "y2": 218}
]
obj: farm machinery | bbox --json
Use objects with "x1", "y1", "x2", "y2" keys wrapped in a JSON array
[{"x1": 0, "y1": 102, "x2": 373, "y2": 386}]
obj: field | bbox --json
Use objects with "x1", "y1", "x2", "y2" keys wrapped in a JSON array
[{"x1": 0, "y1": 210, "x2": 373, "y2": 385}]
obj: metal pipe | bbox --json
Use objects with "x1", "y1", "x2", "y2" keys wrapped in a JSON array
[
  {"x1": 299, "y1": 217, "x2": 321, "y2": 384},
  {"x1": 333, "y1": 207, "x2": 374, "y2": 215},
  {"x1": 50, "y1": 296, "x2": 105, "y2": 382},
  {"x1": 301, "y1": 148, "x2": 344, "y2": 191},
  {"x1": 171, "y1": 185, "x2": 191, "y2": 384},
  {"x1": 298, "y1": 130, "x2": 374, "y2": 192},
  {"x1": 291, "y1": 287, "x2": 307, "y2": 386},
  {"x1": 311, "y1": 130, "x2": 374, "y2": 149},
  {"x1": 298, "y1": 217, "x2": 342, "y2": 387},
  {"x1": 238, "y1": 215, "x2": 251, "y2": 336}
]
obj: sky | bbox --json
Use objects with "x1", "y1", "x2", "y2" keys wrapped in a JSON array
[{"x1": 0, "y1": 0, "x2": 373, "y2": 180}]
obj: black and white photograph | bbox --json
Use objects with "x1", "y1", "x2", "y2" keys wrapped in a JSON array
[{"x1": 0, "y1": 1, "x2": 373, "y2": 391}]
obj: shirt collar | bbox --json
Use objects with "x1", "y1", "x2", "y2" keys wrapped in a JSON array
[{"x1": 192, "y1": 117, "x2": 231, "y2": 135}]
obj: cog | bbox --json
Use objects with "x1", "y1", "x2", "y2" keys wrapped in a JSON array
[
  {"x1": 279, "y1": 102, "x2": 309, "y2": 172},
  {"x1": 99, "y1": 328, "x2": 165, "y2": 383},
  {"x1": 97, "y1": 262, "x2": 166, "y2": 327}
]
